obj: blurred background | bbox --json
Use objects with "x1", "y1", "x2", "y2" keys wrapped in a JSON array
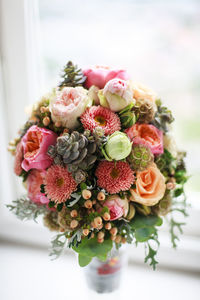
[{"x1": 0, "y1": 0, "x2": 200, "y2": 299}]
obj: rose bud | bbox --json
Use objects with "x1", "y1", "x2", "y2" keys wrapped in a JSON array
[{"x1": 103, "y1": 195, "x2": 129, "y2": 221}]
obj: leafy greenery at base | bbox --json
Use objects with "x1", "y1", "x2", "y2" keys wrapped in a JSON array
[
  {"x1": 6, "y1": 197, "x2": 47, "y2": 222},
  {"x1": 72, "y1": 237, "x2": 113, "y2": 267}
]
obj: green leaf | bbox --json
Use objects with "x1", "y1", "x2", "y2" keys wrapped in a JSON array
[
  {"x1": 48, "y1": 201, "x2": 55, "y2": 208},
  {"x1": 49, "y1": 232, "x2": 68, "y2": 259},
  {"x1": 135, "y1": 227, "x2": 156, "y2": 242},
  {"x1": 174, "y1": 188, "x2": 184, "y2": 198},
  {"x1": 57, "y1": 203, "x2": 63, "y2": 212},
  {"x1": 80, "y1": 182, "x2": 87, "y2": 191},
  {"x1": 40, "y1": 184, "x2": 45, "y2": 194},
  {"x1": 130, "y1": 215, "x2": 163, "y2": 230},
  {"x1": 78, "y1": 254, "x2": 92, "y2": 267},
  {"x1": 72, "y1": 237, "x2": 113, "y2": 259}
]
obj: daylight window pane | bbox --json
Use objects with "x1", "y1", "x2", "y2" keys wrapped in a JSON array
[{"x1": 38, "y1": 0, "x2": 200, "y2": 198}]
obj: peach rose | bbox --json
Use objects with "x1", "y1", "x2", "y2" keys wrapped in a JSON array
[
  {"x1": 129, "y1": 163, "x2": 166, "y2": 206},
  {"x1": 125, "y1": 123, "x2": 163, "y2": 155},
  {"x1": 27, "y1": 169, "x2": 49, "y2": 205},
  {"x1": 14, "y1": 142, "x2": 23, "y2": 175},
  {"x1": 21, "y1": 125, "x2": 57, "y2": 171},
  {"x1": 132, "y1": 83, "x2": 157, "y2": 102},
  {"x1": 83, "y1": 66, "x2": 130, "y2": 89}
]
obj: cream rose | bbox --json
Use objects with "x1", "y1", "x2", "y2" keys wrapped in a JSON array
[
  {"x1": 163, "y1": 134, "x2": 178, "y2": 158},
  {"x1": 132, "y1": 82, "x2": 157, "y2": 103},
  {"x1": 129, "y1": 163, "x2": 166, "y2": 206},
  {"x1": 50, "y1": 87, "x2": 92, "y2": 129}
]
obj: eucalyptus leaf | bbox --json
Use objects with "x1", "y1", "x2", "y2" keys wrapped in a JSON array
[
  {"x1": 78, "y1": 254, "x2": 92, "y2": 267},
  {"x1": 135, "y1": 227, "x2": 156, "y2": 242},
  {"x1": 130, "y1": 215, "x2": 163, "y2": 230},
  {"x1": 72, "y1": 237, "x2": 112, "y2": 259}
]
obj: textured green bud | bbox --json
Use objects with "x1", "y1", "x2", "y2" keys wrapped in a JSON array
[
  {"x1": 135, "y1": 204, "x2": 151, "y2": 216},
  {"x1": 120, "y1": 111, "x2": 136, "y2": 128},
  {"x1": 128, "y1": 144, "x2": 153, "y2": 171},
  {"x1": 103, "y1": 131, "x2": 132, "y2": 161},
  {"x1": 126, "y1": 203, "x2": 136, "y2": 220}
]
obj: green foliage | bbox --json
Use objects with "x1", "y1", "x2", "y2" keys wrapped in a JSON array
[
  {"x1": 49, "y1": 232, "x2": 68, "y2": 259},
  {"x1": 68, "y1": 230, "x2": 82, "y2": 248},
  {"x1": 130, "y1": 215, "x2": 162, "y2": 269},
  {"x1": 130, "y1": 215, "x2": 163, "y2": 230},
  {"x1": 118, "y1": 103, "x2": 136, "y2": 129},
  {"x1": 144, "y1": 237, "x2": 159, "y2": 270},
  {"x1": 78, "y1": 255, "x2": 92, "y2": 267},
  {"x1": 72, "y1": 237, "x2": 113, "y2": 267},
  {"x1": 168, "y1": 191, "x2": 188, "y2": 248},
  {"x1": 19, "y1": 170, "x2": 30, "y2": 182},
  {"x1": 152, "y1": 99, "x2": 174, "y2": 132},
  {"x1": 155, "y1": 149, "x2": 176, "y2": 177},
  {"x1": 66, "y1": 193, "x2": 81, "y2": 208},
  {"x1": 40, "y1": 184, "x2": 45, "y2": 194},
  {"x1": 7, "y1": 197, "x2": 47, "y2": 222}
]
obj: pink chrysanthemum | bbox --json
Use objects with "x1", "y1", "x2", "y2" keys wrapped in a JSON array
[
  {"x1": 14, "y1": 142, "x2": 23, "y2": 175},
  {"x1": 80, "y1": 105, "x2": 121, "y2": 135},
  {"x1": 95, "y1": 161, "x2": 135, "y2": 194},
  {"x1": 44, "y1": 165, "x2": 77, "y2": 204}
]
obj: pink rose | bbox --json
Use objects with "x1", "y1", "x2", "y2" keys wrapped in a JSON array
[
  {"x1": 21, "y1": 125, "x2": 57, "y2": 171},
  {"x1": 125, "y1": 123, "x2": 163, "y2": 155},
  {"x1": 83, "y1": 66, "x2": 130, "y2": 89},
  {"x1": 27, "y1": 169, "x2": 49, "y2": 205},
  {"x1": 14, "y1": 142, "x2": 23, "y2": 175},
  {"x1": 103, "y1": 195, "x2": 129, "y2": 221}
]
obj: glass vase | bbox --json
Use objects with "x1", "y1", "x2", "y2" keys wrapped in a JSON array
[{"x1": 84, "y1": 246, "x2": 127, "y2": 294}]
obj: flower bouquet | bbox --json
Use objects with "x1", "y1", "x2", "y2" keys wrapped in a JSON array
[{"x1": 8, "y1": 62, "x2": 188, "y2": 292}]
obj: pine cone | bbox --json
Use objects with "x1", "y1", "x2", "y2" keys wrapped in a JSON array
[
  {"x1": 127, "y1": 144, "x2": 153, "y2": 171},
  {"x1": 134, "y1": 98, "x2": 156, "y2": 123},
  {"x1": 43, "y1": 211, "x2": 60, "y2": 231},
  {"x1": 58, "y1": 61, "x2": 86, "y2": 89}
]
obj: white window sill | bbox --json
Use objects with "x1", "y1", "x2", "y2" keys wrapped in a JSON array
[{"x1": 0, "y1": 242, "x2": 200, "y2": 300}]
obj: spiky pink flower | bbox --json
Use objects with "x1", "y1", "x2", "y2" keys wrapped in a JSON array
[
  {"x1": 44, "y1": 165, "x2": 77, "y2": 203},
  {"x1": 14, "y1": 142, "x2": 23, "y2": 175},
  {"x1": 95, "y1": 161, "x2": 135, "y2": 194},
  {"x1": 80, "y1": 105, "x2": 121, "y2": 135}
]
